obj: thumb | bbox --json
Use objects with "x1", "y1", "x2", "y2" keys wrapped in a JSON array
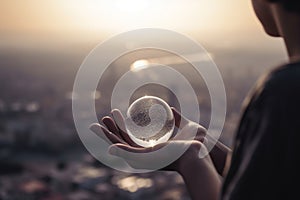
[
  {"x1": 108, "y1": 144, "x2": 120, "y2": 156},
  {"x1": 108, "y1": 144, "x2": 130, "y2": 157},
  {"x1": 171, "y1": 107, "x2": 189, "y2": 129}
]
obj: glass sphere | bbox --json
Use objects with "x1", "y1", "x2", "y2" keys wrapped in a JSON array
[{"x1": 125, "y1": 96, "x2": 175, "y2": 147}]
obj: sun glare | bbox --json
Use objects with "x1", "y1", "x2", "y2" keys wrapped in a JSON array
[
  {"x1": 130, "y1": 59, "x2": 150, "y2": 72},
  {"x1": 115, "y1": 0, "x2": 149, "y2": 13},
  {"x1": 0, "y1": 0, "x2": 254, "y2": 39}
]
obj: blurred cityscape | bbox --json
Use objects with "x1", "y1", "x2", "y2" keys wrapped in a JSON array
[{"x1": 0, "y1": 41, "x2": 283, "y2": 199}]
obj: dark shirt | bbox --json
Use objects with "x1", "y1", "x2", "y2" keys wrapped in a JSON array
[{"x1": 221, "y1": 61, "x2": 300, "y2": 200}]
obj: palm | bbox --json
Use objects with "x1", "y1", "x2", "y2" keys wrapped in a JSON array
[{"x1": 90, "y1": 108, "x2": 207, "y2": 171}]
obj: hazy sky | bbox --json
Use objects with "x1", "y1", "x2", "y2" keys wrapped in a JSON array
[
  {"x1": 0, "y1": 0, "x2": 263, "y2": 40},
  {"x1": 0, "y1": 0, "x2": 287, "y2": 65},
  {"x1": 1, "y1": 0, "x2": 251, "y2": 33}
]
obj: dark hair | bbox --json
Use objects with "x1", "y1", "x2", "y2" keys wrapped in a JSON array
[{"x1": 268, "y1": 0, "x2": 300, "y2": 12}]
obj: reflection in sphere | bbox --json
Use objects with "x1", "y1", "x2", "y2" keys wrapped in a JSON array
[{"x1": 125, "y1": 96, "x2": 175, "y2": 147}]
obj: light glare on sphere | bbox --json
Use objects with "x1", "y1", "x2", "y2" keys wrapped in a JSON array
[{"x1": 125, "y1": 96, "x2": 175, "y2": 147}]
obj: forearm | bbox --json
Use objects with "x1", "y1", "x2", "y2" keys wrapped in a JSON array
[
  {"x1": 178, "y1": 156, "x2": 222, "y2": 200},
  {"x1": 206, "y1": 134, "x2": 232, "y2": 176}
]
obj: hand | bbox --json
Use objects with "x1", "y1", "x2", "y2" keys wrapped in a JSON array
[
  {"x1": 90, "y1": 108, "x2": 209, "y2": 172},
  {"x1": 90, "y1": 108, "x2": 224, "y2": 200}
]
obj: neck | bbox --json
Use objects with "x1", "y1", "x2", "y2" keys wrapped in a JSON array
[
  {"x1": 272, "y1": 6, "x2": 300, "y2": 62},
  {"x1": 281, "y1": 26, "x2": 300, "y2": 62},
  {"x1": 284, "y1": 33, "x2": 300, "y2": 62}
]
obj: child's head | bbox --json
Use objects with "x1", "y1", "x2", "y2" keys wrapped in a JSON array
[{"x1": 251, "y1": 0, "x2": 300, "y2": 37}]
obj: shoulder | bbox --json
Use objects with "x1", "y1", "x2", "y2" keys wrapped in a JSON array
[
  {"x1": 264, "y1": 62, "x2": 300, "y2": 94},
  {"x1": 246, "y1": 62, "x2": 300, "y2": 108},
  {"x1": 223, "y1": 63, "x2": 300, "y2": 200},
  {"x1": 237, "y1": 62, "x2": 300, "y2": 138}
]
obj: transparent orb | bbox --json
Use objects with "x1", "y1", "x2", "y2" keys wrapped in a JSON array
[{"x1": 125, "y1": 96, "x2": 175, "y2": 147}]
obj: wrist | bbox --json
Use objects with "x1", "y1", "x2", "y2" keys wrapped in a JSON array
[
  {"x1": 178, "y1": 154, "x2": 222, "y2": 200},
  {"x1": 176, "y1": 142, "x2": 203, "y2": 174},
  {"x1": 177, "y1": 150, "x2": 200, "y2": 175}
]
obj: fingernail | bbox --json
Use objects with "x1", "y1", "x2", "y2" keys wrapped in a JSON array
[
  {"x1": 111, "y1": 109, "x2": 118, "y2": 113},
  {"x1": 102, "y1": 116, "x2": 110, "y2": 121},
  {"x1": 111, "y1": 109, "x2": 116, "y2": 115},
  {"x1": 109, "y1": 146, "x2": 117, "y2": 155},
  {"x1": 89, "y1": 123, "x2": 98, "y2": 132}
]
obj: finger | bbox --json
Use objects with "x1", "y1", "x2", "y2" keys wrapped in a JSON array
[
  {"x1": 102, "y1": 116, "x2": 118, "y2": 133},
  {"x1": 90, "y1": 123, "x2": 110, "y2": 143},
  {"x1": 99, "y1": 125, "x2": 125, "y2": 144},
  {"x1": 171, "y1": 107, "x2": 189, "y2": 129},
  {"x1": 102, "y1": 116, "x2": 124, "y2": 141},
  {"x1": 111, "y1": 109, "x2": 127, "y2": 133},
  {"x1": 89, "y1": 123, "x2": 124, "y2": 144},
  {"x1": 111, "y1": 109, "x2": 141, "y2": 147}
]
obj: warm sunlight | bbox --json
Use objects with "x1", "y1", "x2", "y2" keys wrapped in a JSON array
[
  {"x1": 55, "y1": 0, "x2": 250, "y2": 33},
  {"x1": 58, "y1": 0, "x2": 155, "y2": 32},
  {"x1": 130, "y1": 59, "x2": 150, "y2": 72},
  {"x1": 115, "y1": 0, "x2": 149, "y2": 13},
  {"x1": 62, "y1": 0, "x2": 214, "y2": 31},
  {"x1": 0, "y1": 0, "x2": 292, "y2": 199},
  {"x1": 1, "y1": 0, "x2": 255, "y2": 41}
]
